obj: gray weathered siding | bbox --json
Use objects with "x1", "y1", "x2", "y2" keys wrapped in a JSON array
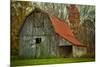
[
  {"x1": 73, "y1": 46, "x2": 87, "y2": 57},
  {"x1": 19, "y1": 10, "x2": 59, "y2": 58}
]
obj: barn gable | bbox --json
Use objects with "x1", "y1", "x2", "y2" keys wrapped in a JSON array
[{"x1": 19, "y1": 8, "x2": 60, "y2": 57}]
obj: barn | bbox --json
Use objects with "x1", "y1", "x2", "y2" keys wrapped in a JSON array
[{"x1": 19, "y1": 8, "x2": 87, "y2": 58}]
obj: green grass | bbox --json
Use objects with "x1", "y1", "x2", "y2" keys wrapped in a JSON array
[{"x1": 11, "y1": 57, "x2": 95, "y2": 66}]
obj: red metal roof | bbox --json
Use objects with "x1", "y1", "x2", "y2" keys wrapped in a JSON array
[{"x1": 50, "y1": 16, "x2": 86, "y2": 47}]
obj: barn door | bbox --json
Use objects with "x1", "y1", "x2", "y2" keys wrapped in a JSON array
[{"x1": 58, "y1": 45, "x2": 72, "y2": 57}]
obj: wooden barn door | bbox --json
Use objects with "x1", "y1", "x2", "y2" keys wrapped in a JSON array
[{"x1": 58, "y1": 45, "x2": 72, "y2": 57}]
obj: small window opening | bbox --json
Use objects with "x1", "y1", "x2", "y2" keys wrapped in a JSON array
[{"x1": 36, "y1": 38, "x2": 41, "y2": 44}]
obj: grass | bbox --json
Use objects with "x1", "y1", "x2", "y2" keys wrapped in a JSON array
[{"x1": 11, "y1": 57, "x2": 95, "y2": 66}]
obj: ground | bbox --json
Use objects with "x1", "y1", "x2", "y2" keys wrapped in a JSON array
[{"x1": 11, "y1": 57, "x2": 95, "y2": 66}]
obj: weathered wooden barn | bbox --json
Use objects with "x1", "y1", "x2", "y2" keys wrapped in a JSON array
[{"x1": 19, "y1": 8, "x2": 87, "y2": 58}]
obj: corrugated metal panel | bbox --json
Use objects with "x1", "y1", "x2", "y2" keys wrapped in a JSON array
[{"x1": 50, "y1": 16, "x2": 86, "y2": 47}]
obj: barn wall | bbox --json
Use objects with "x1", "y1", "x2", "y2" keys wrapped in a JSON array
[
  {"x1": 19, "y1": 35, "x2": 35, "y2": 57},
  {"x1": 73, "y1": 46, "x2": 87, "y2": 57},
  {"x1": 19, "y1": 11, "x2": 60, "y2": 58}
]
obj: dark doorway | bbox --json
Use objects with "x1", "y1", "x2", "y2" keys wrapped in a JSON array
[{"x1": 58, "y1": 45, "x2": 72, "y2": 57}]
